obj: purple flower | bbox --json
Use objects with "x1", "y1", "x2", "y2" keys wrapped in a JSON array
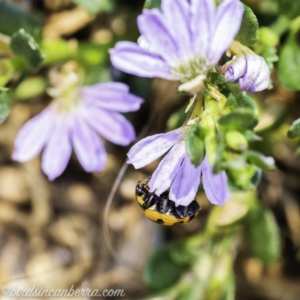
[
  {"x1": 225, "y1": 54, "x2": 270, "y2": 92},
  {"x1": 110, "y1": 0, "x2": 244, "y2": 92},
  {"x1": 127, "y1": 128, "x2": 231, "y2": 206},
  {"x1": 12, "y1": 82, "x2": 143, "y2": 180}
]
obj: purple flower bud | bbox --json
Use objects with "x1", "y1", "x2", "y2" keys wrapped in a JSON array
[{"x1": 225, "y1": 54, "x2": 270, "y2": 92}]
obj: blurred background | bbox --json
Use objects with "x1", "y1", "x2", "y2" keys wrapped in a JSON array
[{"x1": 0, "y1": 0, "x2": 300, "y2": 299}]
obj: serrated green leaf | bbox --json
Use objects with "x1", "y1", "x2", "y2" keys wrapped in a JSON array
[
  {"x1": 0, "y1": 90, "x2": 10, "y2": 123},
  {"x1": 185, "y1": 124, "x2": 205, "y2": 167},
  {"x1": 0, "y1": 0, "x2": 41, "y2": 38},
  {"x1": 10, "y1": 29, "x2": 44, "y2": 69},
  {"x1": 72, "y1": 0, "x2": 115, "y2": 14},
  {"x1": 144, "y1": 0, "x2": 161, "y2": 9},
  {"x1": 278, "y1": 33, "x2": 300, "y2": 90},
  {"x1": 246, "y1": 150, "x2": 275, "y2": 171},
  {"x1": 245, "y1": 207, "x2": 280, "y2": 265},
  {"x1": 218, "y1": 108, "x2": 258, "y2": 130},
  {"x1": 235, "y1": 5, "x2": 258, "y2": 46},
  {"x1": 144, "y1": 242, "x2": 188, "y2": 291},
  {"x1": 288, "y1": 118, "x2": 300, "y2": 138}
]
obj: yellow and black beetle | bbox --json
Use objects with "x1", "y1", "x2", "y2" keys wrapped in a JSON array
[{"x1": 135, "y1": 178, "x2": 201, "y2": 226}]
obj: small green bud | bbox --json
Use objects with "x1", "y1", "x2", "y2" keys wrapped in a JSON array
[
  {"x1": 258, "y1": 27, "x2": 279, "y2": 47},
  {"x1": 225, "y1": 131, "x2": 248, "y2": 151}
]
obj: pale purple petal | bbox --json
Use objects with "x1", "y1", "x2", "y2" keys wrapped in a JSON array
[
  {"x1": 191, "y1": 0, "x2": 215, "y2": 58},
  {"x1": 137, "y1": 9, "x2": 179, "y2": 65},
  {"x1": 82, "y1": 106, "x2": 135, "y2": 146},
  {"x1": 127, "y1": 128, "x2": 185, "y2": 169},
  {"x1": 201, "y1": 157, "x2": 231, "y2": 206},
  {"x1": 81, "y1": 84, "x2": 143, "y2": 113},
  {"x1": 226, "y1": 55, "x2": 270, "y2": 92},
  {"x1": 148, "y1": 141, "x2": 186, "y2": 196},
  {"x1": 12, "y1": 107, "x2": 55, "y2": 162},
  {"x1": 110, "y1": 41, "x2": 173, "y2": 79},
  {"x1": 71, "y1": 117, "x2": 106, "y2": 172},
  {"x1": 161, "y1": 0, "x2": 192, "y2": 57},
  {"x1": 240, "y1": 56, "x2": 269, "y2": 92},
  {"x1": 169, "y1": 155, "x2": 202, "y2": 206},
  {"x1": 208, "y1": 0, "x2": 244, "y2": 65},
  {"x1": 41, "y1": 117, "x2": 72, "y2": 180},
  {"x1": 83, "y1": 82, "x2": 129, "y2": 93}
]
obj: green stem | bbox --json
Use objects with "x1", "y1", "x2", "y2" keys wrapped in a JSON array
[{"x1": 270, "y1": 15, "x2": 291, "y2": 36}]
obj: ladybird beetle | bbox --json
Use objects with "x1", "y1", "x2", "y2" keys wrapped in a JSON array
[{"x1": 135, "y1": 178, "x2": 201, "y2": 226}]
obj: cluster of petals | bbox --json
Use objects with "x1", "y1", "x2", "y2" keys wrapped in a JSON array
[
  {"x1": 12, "y1": 82, "x2": 143, "y2": 180},
  {"x1": 110, "y1": 0, "x2": 244, "y2": 85},
  {"x1": 127, "y1": 127, "x2": 231, "y2": 206},
  {"x1": 225, "y1": 54, "x2": 270, "y2": 92}
]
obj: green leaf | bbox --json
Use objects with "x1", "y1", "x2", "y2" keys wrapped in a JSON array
[
  {"x1": 245, "y1": 207, "x2": 280, "y2": 265},
  {"x1": 0, "y1": 89, "x2": 10, "y2": 123},
  {"x1": 144, "y1": 242, "x2": 188, "y2": 291},
  {"x1": 209, "y1": 72, "x2": 227, "y2": 85},
  {"x1": 72, "y1": 0, "x2": 115, "y2": 14},
  {"x1": 218, "y1": 108, "x2": 258, "y2": 130},
  {"x1": 225, "y1": 94, "x2": 237, "y2": 109},
  {"x1": 235, "y1": 5, "x2": 259, "y2": 46},
  {"x1": 288, "y1": 118, "x2": 300, "y2": 138},
  {"x1": 277, "y1": 0, "x2": 300, "y2": 19},
  {"x1": 14, "y1": 77, "x2": 47, "y2": 100},
  {"x1": 235, "y1": 92, "x2": 258, "y2": 116},
  {"x1": 278, "y1": 33, "x2": 300, "y2": 90},
  {"x1": 144, "y1": 0, "x2": 161, "y2": 9},
  {"x1": 225, "y1": 131, "x2": 248, "y2": 151},
  {"x1": 10, "y1": 29, "x2": 44, "y2": 69},
  {"x1": 0, "y1": 0, "x2": 41, "y2": 38},
  {"x1": 246, "y1": 150, "x2": 276, "y2": 171},
  {"x1": 184, "y1": 124, "x2": 205, "y2": 167}
]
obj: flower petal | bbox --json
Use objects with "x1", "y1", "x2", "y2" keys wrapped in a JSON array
[
  {"x1": 169, "y1": 155, "x2": 202, "y2": 206},
  {"x1": 191, "y1": 0, "x2": 215, "y2": 58},
  {"x1": 41, "y1": 117, "x2": 72, "y2": 180},
  {"x1": 81, "y1": 84, "x2": 143, "y2": 113},
  {"x1": 239, "y1": 55, "x2": 270, "y2": 92},
  {"x1": 161, "y1": 0, "x2": 192, "y2": 57},
  {"x1": 148, "y1": 141, "x2": 186, "y2": 196},
  {"x1": 201, "y1": 157, "x2": 231, "y2": 206},
  {"x1": 12, "y1": 107, "x2": 55, "y2": 162},
  {"x1": 137, "y1": 9, "x2": 179, "y2": 65},
  {"x1": 208, "y1": 0, "x2": 244, "y2": 65},
  {"x1": 127, "y1": 128, "x2": 185, "y2": 169},
  {"x1": 226, "y1": 55, "x2": 270, "y2": 92},
  {"x1": 82, "y1": 106, "x2": 136, "y2": 146},
  {"x1": 110, "y1": 41, "x2": 173, "y2": 79},
  {"x1": 72, "y1": 117, "x2": 106, "y2": 173}
]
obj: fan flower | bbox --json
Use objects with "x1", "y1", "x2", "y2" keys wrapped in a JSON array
[
  {"x1": 12, "y1": 75, "x2": 143, "y2": 180},
  {"x1": 110, "y1": 0, "x2": 244, "y2": 93},
  {"x1": 127, "y1": 127, "x2": 231, "y2": 206}
]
